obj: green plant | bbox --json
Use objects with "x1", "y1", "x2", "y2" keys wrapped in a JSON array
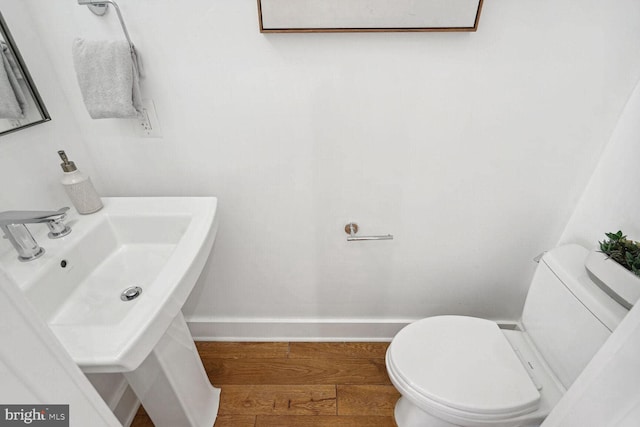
[{"x1": 599, "y1": 231, "x2": 640, "y2": 278}]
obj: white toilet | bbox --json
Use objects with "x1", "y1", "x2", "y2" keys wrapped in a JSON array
[{"x1": 386, "y1": 244, "x2": 628, "y2": 427}]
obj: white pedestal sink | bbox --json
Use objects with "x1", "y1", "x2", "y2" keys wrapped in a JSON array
[
  {"x1": 124, "y1": 312, "x2": 219, "y2": 427},
  {"x1": 1, "y1": 197, "x2": 220, "y2": 427}
]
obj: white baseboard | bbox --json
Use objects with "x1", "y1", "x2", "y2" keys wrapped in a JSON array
[{"x1": 185, "y1": 317, "x2": 418, "y2": 341}]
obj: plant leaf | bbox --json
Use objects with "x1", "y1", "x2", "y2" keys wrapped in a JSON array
[{"x1": 600, "y1": 231, "x2": 640, "y2": 274}]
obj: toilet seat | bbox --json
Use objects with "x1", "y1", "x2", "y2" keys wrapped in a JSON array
[{"x1": 387, "y1": 316, "x2": 541, "y2": 423}]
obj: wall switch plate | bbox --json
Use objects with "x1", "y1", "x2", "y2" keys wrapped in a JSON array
[{"x1": 135, "y1": 99, "x2": 162, "y2": 138}]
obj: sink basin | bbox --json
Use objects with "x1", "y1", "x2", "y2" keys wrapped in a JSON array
[
  {"x1": 2, "y1": 197, "x2": 218, "y2": 373},
  {"x1": 2, "y1": 197, "x2": 222, "y2": 426}
]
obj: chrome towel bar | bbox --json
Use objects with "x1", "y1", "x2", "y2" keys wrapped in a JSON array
[
  {"x1": 345, "y1": 223, "x2": 393, "y2": 242},
  {"x1": 77, "y1": 0, "x2": 140, "y2": 77}
]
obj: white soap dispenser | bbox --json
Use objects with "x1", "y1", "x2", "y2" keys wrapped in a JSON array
[{"x1": 58, "y1": 150, "x2": 103, "y2": 214}]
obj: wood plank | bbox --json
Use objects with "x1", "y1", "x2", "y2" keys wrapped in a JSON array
[
  {"x1": 129, "y1": 413, "x2": 153, "y2": 427},
  {"x1": 214, "y1": 415, "x2": 256, "y2": 427},
  {"x1": 197, "y1": 342, "x2": 289, "y2": 359},
  {"x1": 289, "y1": 342, "x2": 389, "y2": 359},
  {"x1": 205, "y1": 358, "x2": 391, "y2": 385},
  {"x1": 255, "y1": 415, "x2": 397, "y2": 427},
  {"x1": 132, "y1": 407, "x2": 257, "y2": 427},
  {"x1": 337, "y1": 385, "x2": 400, "y2": 416},
  {"x1": 219, "y1": 385, "x2": 336, "y2": 416}
]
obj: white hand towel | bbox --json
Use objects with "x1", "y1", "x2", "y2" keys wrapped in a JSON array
[
  {"x1": 0, "y1": 44, "x2": 26, "y2": 119},
  {"x1": 72, "y1": 38, "x2": 143, "y2": 119}
]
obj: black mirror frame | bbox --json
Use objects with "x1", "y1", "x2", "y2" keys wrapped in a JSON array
[{"x1": 0, "y1": 11, "x2": 50, "y2": 137}]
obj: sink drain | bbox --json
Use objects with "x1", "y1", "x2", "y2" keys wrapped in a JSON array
[{"x1": 121, "y1": 286, "x2": 143, "y2": 301}]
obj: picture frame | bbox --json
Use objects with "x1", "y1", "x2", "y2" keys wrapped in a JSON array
[{"x1": 258, "y1": 0, "x2": 484, "y2": 33}]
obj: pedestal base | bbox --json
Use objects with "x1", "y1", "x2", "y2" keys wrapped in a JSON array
[{"x1": 124, "y1": 312, "x2": 220, "y2": 427}]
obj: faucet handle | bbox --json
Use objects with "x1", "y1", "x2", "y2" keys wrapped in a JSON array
[{"x1": 46, "y1": 209, "x2": 72, "y2": 239}]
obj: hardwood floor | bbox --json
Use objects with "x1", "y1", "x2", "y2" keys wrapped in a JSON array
[{"x1": 131, "y1": 342, "x2": 399, "y2": 427}]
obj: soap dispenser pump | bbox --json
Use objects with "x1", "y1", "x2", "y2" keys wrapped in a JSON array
[{"x1": 58, "y1": 150, "x2": 103, "y2": 214}]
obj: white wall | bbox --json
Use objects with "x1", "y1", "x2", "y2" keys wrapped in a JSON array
[
  {"x1": 4, "y1": 0, "x2": 640, "y2": 337},
  {"x1": 0, "y1": 2, "x2": 94, "y2": 214},
  {"x1": 560, "y1": 79, "x2": 640, "y2": 249}
]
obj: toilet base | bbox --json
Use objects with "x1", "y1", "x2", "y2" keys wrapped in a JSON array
[
  {"x1": 394, "y1": 396, "x2": 544, "y2": 427},
  {"x1": 395, "y1": 397, "x2": 461, "y2": 427}
]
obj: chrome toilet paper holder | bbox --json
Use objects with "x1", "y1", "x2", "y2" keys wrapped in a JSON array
[{"x1": 344, "y1": 222, "x2": 393, "y2": 242}]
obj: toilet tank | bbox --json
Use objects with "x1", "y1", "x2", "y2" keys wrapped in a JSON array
[{"x1": 521, "y1": 244, "x2": 628, "y2": 390}]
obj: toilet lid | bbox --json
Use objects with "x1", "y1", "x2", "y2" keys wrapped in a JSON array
[{"x1": 388, "y1": 316, "x2": 540, "y2": 418}]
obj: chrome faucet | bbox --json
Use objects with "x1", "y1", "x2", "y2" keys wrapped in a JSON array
[{"x1": 0, "y1": 207, "x2": 72, "y2": 262}]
